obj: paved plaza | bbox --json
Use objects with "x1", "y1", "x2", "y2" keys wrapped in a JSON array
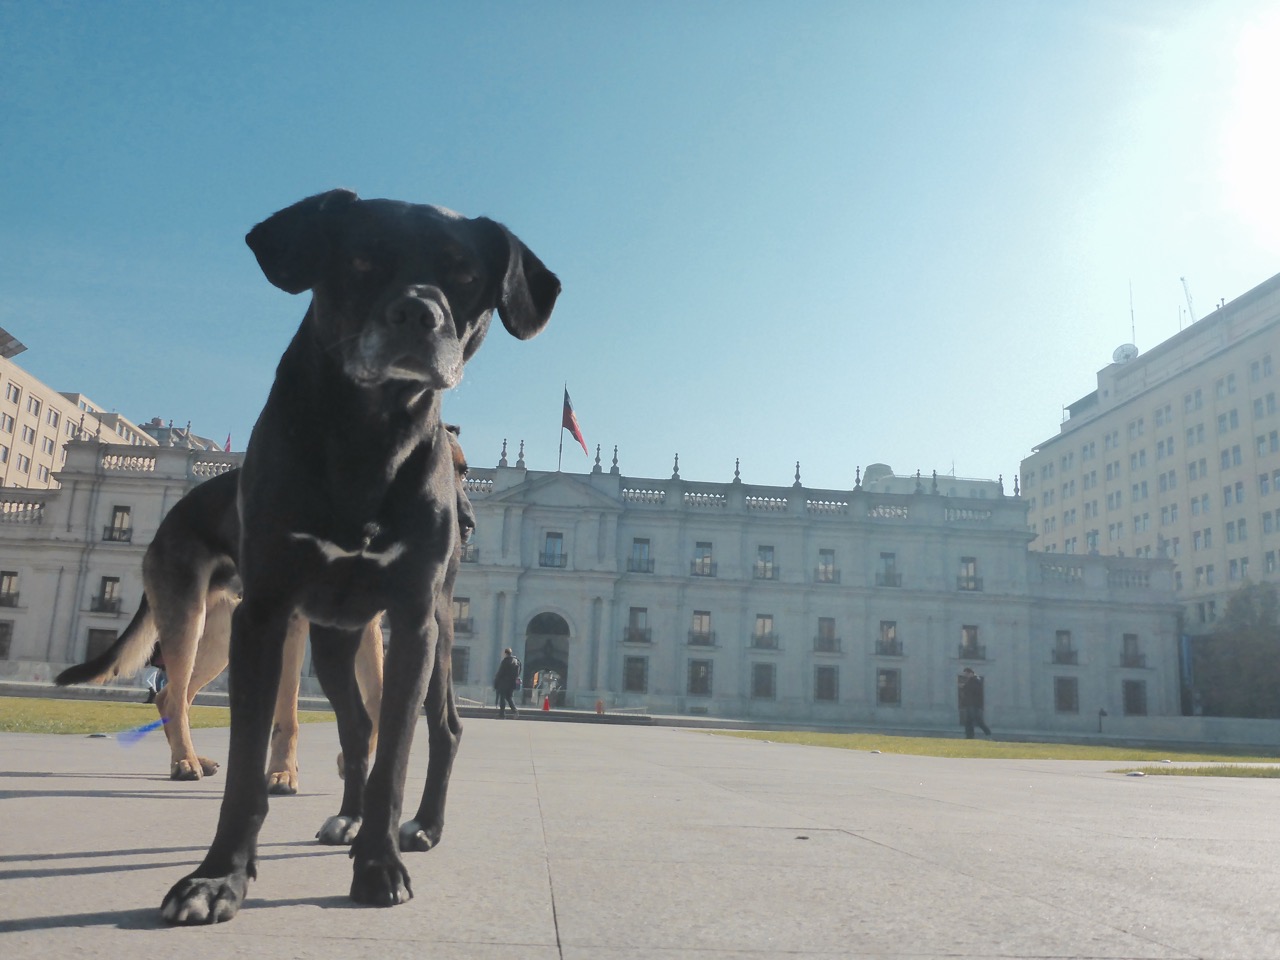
[{"x1": 2, "y1": 715, "x2": 1278, "y2": 959}]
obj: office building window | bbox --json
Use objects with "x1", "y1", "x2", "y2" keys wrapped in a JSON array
[
  {"x1": 689, "y1": 611, "x2": 713, "y2": 646},
  {"x1": 751, "y1": 662, "x2": 776, "y2": 699},
  {"x1": 451, "y1": 646, "x2": 470, "y2": 685},
  {"x1": 691, "y1": 541, "x2": 716, "y2": 577},
  {"x1": 877, "y1": 552, "x2": 901, "y2": 587},
  {"x1": 814, "y1": 665, "x2": 838, "y2": 702},
  {"x1": 876, "y1": 669, "x2": 901, "y2": 706},
  {"x1": 1054, "y1": 677, "x2": 1079, "y2": 713},
  {"x1": 687, "y1": 659, "x2": 712, "y2": 696},
  {"x1": 85, "y1": 628, "x2": 117, "y2": 661},
  {"x1": 754, "y1": 544, "x2": 776, "y2": 580},
  {"x1": 104, "y1": 505, "x2": 132, "y2": 542},
  {"x1": 1123, "y1": 679, "x2": 1148, "y2": 716},
  {"x1": 540, "y1": 532, "x2": 566, "y2": 567},
  {"x1": 625, "y1": 607, "x2": 650, "y2": 644},
  {"x1": 752, "y1": 614, "x2": 777, "y2": 649},
  {"x1": 624, "y1": 656, "x2": 649, "y2": 693},
  {"x1": 628, "y1": 538, "x2": 653, "y2": 573}
]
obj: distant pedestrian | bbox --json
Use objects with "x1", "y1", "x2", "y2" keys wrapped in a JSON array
[
  {"x1": 144, "y1": 645, "x2": 168, "y2": 704},
  {"x1": 958, "y1": 667, "x2": 991, "y2": 738},
  {"x1": 493, "y1": 647, "x2": 522, "y2": 719}
]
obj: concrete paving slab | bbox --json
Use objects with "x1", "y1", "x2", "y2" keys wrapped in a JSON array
[{"x1": 1, "y1": 715, "x2": 1279, "y2": 958}]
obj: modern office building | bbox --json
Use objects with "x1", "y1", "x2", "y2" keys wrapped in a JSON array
[{"x1": 1021, "y1": 271, "x2": 1280, "y2": 627}]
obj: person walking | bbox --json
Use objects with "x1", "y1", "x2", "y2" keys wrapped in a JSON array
[
  {"x1": 493, "y1": 647, "x2": 522, "y2": 719},
  {"x1": 958, "y1": 666, "x2": 991, "y2": 738}
]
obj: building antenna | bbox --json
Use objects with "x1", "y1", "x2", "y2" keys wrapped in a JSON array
[{"x1": 1180, "y1": 276, "x2": 1197, "y2": 324}]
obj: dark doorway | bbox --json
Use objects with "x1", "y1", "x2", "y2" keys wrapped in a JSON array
[{"x1": 523, "y1": 612, "x2": 570, "y2": 706}]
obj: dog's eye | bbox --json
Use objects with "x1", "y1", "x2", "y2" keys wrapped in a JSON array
[{"x1": 351, "y1": 257, "x2": 375, "y2": 274}]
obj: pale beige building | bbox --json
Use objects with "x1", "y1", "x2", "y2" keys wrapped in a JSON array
[
  {"x1": 0, "y1": 328, "x2": 155, "y2": 490},
  {"x1": 1022, "y1": 271, "x2": 1280, "y2": 628}
]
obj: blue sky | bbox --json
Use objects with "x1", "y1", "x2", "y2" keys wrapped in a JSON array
[{"x1": 2, "y1": 1, "x2": 1278, "y2": 489}]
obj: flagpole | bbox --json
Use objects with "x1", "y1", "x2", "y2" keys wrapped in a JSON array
[{"x1": 557, "y1": 383, "x2": 565, "y2": 472}]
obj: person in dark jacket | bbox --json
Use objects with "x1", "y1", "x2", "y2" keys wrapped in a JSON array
[
  {"x1": 958, "y1": 667, "x2": 991, "y2": 738},
  {"x1": 493, "y1": 647, "x2": 521, "y2": 719}
]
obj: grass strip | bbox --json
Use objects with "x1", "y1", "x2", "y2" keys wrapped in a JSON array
[
  {"x1": 0, "y1": 696, "x2": 335, "y2": 736},
  {"x1": 717, "y1": 729, "x2": 1280, "y2": 763},
  {"x1": 1111, "y1": 765, "x2": 1280, "y2": 778}
]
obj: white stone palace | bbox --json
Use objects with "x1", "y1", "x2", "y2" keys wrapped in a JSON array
[
  {"x1": 449, "y1": 450, "x2": 1179, "y2": 733},
  {"x1": 0, "y1": 438, "x2": 1189, "y2": 738}
]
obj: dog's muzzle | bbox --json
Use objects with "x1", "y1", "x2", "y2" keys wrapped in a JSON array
[
  {"x1": 387, "y1": 290, "x2": 448, "y2": 332},
  {"x1": 344, "y1": 288, "x2": 463, "y2": 387}
]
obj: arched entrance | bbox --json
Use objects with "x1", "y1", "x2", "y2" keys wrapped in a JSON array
[{"x1": 523, "y1": 612, "x2": 570, "y2": 706}]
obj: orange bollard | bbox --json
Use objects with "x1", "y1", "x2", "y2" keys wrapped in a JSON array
[{"x1": 542, "y1": 695, "x2": 550, "y2": 711}]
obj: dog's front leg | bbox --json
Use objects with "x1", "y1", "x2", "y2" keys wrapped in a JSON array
[
  {"x1": 308, "y1": 625, "x2": 373, "y2": 844},
  {"x1": 400, "y1": 609, "x2": 462, "y2": 852},
  {"x1": 349, "y1": 605, "x2": 435, "y2": 906},
  {"x1": 266, "y1": 615, "x2": 309, "y2": 795},
  {"x1": 161, "y1": 600, "x2": 289, "y2": 924}
]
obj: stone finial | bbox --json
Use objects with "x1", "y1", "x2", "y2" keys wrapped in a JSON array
[
  {"x1": 610, "y1": 445, "x2": 620, "y2": 475},
  {"x1": 793, "y1": 461, "x2": 802, "y2": 487},
  {"x1": 855, "y1": 465, "x2": 861, "y2": 489},
  {"x1": 998, "y1": 473, "x2": 1005, "y2": 495},
  {"x1": 931, "y1": 469, "x2": 938, "y2": 495},
  {"x1": 499, "y1": 438, "x2": 509, "y2": 468},
  {"x1": 914, "y1": 469, "x2": 924, "y2": 494},
  {"x1": 671, "y1": 453, "x2": 680, "y2": 480},
  {"x1": 1014, "y1": 474, "x2": 1020, "y2": 497},
  {"x1": 733, "y1": 458, "x2": 741, "y2": 484},
  {"x1": 592, "y1": 444, "x2": 602, "y2": 474},
  {"x1": 516, "y1": 440, "x2": 526, "y2": 469}
]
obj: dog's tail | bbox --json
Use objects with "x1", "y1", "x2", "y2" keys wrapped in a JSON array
[{"x1": 54, "y1": 595, "x2": 159, "y2": 686}]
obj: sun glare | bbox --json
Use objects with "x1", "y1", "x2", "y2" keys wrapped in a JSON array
[{"x1": 1221, "y1": 8, "x2": 1280, "y2": 253}]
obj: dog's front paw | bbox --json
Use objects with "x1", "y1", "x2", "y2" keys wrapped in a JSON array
[
  {"x1": 398, "y1": 818, "x2": 441, "y2": 852},
  {"x1": 160, "y1": 872, "x2": 249, "y2": 925},
  {"x1": 316, "y1": 815, "x2": 361, "y2": 845},
  {"x1": 170, "y1": 758, "x2": 204, "y2": 781},
  {"x1": 350, "y1": 855, "x2": 413, "y2": 906},
  {"x1": 267, "y1": 770, "x2": 298, "y2": 795}
]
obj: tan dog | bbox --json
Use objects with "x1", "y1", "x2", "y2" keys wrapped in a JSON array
[{"x1": 55, "y1": 466, "x2": 381, "y2": 793}]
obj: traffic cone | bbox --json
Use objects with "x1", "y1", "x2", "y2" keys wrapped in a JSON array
[{"x1": 542, "y1": 695, "x2": 551, "y2": 712}]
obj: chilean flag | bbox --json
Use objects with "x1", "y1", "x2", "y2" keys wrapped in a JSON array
[{"x1": 562, "y1": 388, "x2": 588, "y2": 455}]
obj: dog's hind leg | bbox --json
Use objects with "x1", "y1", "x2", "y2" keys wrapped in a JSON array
[
  {"x1": 155, "y1": 596, "x2": 215, "y2": 781},
  {"x1": 337, "y1": 618, "x2": 384, "y2": 777},
  {"x1": 399, "y1": 629, "x2": 461, "y2": 853},
  {"x1": 174, "y1": 597, "x2": 235, "y2": 778},
  {"x1": 267, "y1": 616, "x2": 307, "y2": 795},
  {"x1": 309, "y1": 625, "x2": 373, "y2": 846},
  {"x1": 161, "y1": 599, "x2": 289, "y2": 925}
]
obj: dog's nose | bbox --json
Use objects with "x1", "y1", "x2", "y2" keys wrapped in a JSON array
[{"x1": 387, "y1": 294, "x2": 445, "y2": 331}]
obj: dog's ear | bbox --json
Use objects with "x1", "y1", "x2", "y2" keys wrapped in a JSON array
[
  {"x1": 246, "y1": 189, "x2": 359, "y2": 294},
  {"x1": 473, "y1": 218, "x2": 561, "y2": 339}
]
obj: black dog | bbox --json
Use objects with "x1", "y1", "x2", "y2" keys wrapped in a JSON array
[{"x1": 161, "y1": 190, "x2": 558, "y2": 924}]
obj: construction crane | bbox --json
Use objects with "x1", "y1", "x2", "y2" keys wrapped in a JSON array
[{"x1": 1180, "y1": 276, "x2": 1197, "y2": 323}]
